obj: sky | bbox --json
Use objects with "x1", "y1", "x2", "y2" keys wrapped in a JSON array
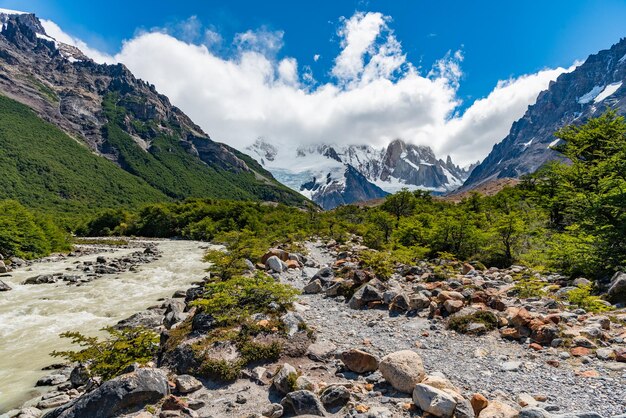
[{"x1": 3, "y1": 0, "x2": 626, "y2": 165}]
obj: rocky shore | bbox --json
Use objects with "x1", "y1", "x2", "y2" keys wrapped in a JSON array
[{"x1": 3, "y1": 237, "x2": 625, "y2": 418}]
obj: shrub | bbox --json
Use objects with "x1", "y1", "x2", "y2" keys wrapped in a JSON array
[
  {"x1": 513, "y1": 276, "x2": 547, "y2": 298},
  {"x1": 51, "y1": 327, "x2": 159, "y2": 381},
  {"x1": 192, "y1": 273, "x2": 299, "y2": 326},
  {"x1": 359, "y1": 249, "x2": 394, "y2": 280},
  {"x1": 567, "y1": 284, "x2": 612, "y2": 313},
  {"x1": 448, "y1": 311, "x2": 499, "y2": 334}
]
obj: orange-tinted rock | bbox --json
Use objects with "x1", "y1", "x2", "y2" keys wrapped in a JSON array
[
  {"x1": 340, "y1": 349, "x2": 379, "y2": 373},
  {"x1": 500, "y1": 328, "x2": 521, "y2": 340},
  {"x1": 285, "y1": 260, "x2": 299, "y2": 269},
  {"x1": 546, "y1": 359, "x2": 560, "y2": 367},
  {"x1": 615, "y1": 348, "x2": 626, "y2": 362},
  {"x1": 578, "y1": 369, "x2": 600, "y2": 378},
  {"x1": 571, "y1": 347, "x2": 591, "y2": 357},
  {"x1": 261, "y1": 248, "x2": 289, "y2": 264},
  {"x1": 471, "y1": 393, "x2": 489, "y2": 415},
  {"x1": 529, "y1": 343, "x2": 543, "y2": 351}
]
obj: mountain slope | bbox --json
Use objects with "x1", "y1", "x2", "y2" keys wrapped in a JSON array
[
  {"x1": 0, "y1": 10, "x2": 309, "y2": 209},
  {"x1": 464, "y1": 37, "x2": 626, "y2": 188},
  {"x1": 247, "y1": 139, "x2": 473, "y2": 209}
]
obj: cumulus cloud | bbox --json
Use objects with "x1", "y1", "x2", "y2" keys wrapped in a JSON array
[{"x1": 42, "y1": 11, "x2": 574, "y2": 166}]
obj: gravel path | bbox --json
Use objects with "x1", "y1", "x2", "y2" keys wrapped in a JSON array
[{"x1": 278, "y1": 241, "x2": 626, "y2": 416}]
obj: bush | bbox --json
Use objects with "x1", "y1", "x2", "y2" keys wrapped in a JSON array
[
  {"x1": 192, "y1": 273, "x2": 299, "y2": 326},
  {"x1": 448, "y1": 311, "x2": 498, "y2": 333},
  {"x1": 51, "y1": 327, "x2": 159, "y2": 381},
  {"x1": 513, "y1": 276, "x2": 547, "y2": 298},
  {"x1": 359, "y1": 249, "x2": 394, "y2": 280},
  {"x1": 567, "y1": 284, "x2": 612, "y2": 313}
]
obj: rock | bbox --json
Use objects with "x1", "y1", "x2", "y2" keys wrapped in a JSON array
[
  {"x1": 500, "y1": 361, "x2": 522, "y2": 372},
  {"x1": 174, "y1": 375, "x2": 202, "y2": 394},
  {"x1": 23, "y1": 274, "x2": 55, "y2": 284},
  {"x1": 303, "y1": 279, "x2": 323, "y2": 294},
  {"x1": 607, "y1": 272, "x2": 626, "y2": 303},
  {"x1": 295, "y1": 375, "x2": 316, "y2": 392},
  {"x1": 42, "y1": 368, "x2": 169, "y2": 418},
  {"x1": 266, "y1": 256, "x2": 287, "y2": 273},
  {"x1": 390, "y1": 293, "x2": 410, "y2": 312},
  {"x1": 191, "y1": 312, "x2": 216, "y2": 332},
  {"x1": 69, "y1": 365, "x2": 89, "y2": 388},
  {"x1": 340, "y1": 349, "x2": 379, "y2": 373},
  {"x1": 17, "y1": 407, "x2": 43, "y2": 418},
  {"x1": 37, "y1": 395, "x2": 71, "y2": 409},
  {"x1": 519, "y1": 407, "x2": 552, "y2": 418},
  {"x1": 615, "y1": 348, "x2": 626, "y2": 362},
  {"x1": 348, "y1": 285, "x2": 383, "y2": 309},
  {"x1": 306, "y1": 341, "x2": 337, "y2": 361},
  {"x1": 281, "y1": 390, "x2": 326, "y2": 416},
  {"x1": 471, "y1": 393, "x2": 489, "y2": 415},
  {"x1": 36, "y1": 374, "x2": 68, "y2": 386},
  {"x1": 410, "y1": 293, "x2": 432, "y2": 310},
  {"x1": 262, "y1": 403, "x2": 284, "y2": 418},
  {"x1": 517, "y1": 393, "x2": 538, "y2": 408},
  {"x1": 0, "y1": 279, "x2": 11, "y2": 291},
  {"x1": 262, "y1": 249, "x2": 290, "y2": 264},
  {"x1": 443, "y1": 299, "x2": 464, "y2": 314},
  {"x1": 115, "y1": 310, "x2": 163, "y2": 329},
  {"x1": 281, "y1": 312, "x2": 306, "y2": 337},
  {"x1": 312, "y1": 267, "x2": 334, "y2": 284},
  {"x1": 412, "y1": 383, "x2": 457, "y2": 417},
  {"x1": 378, "y1": 350, "x2": 425, "y2": 393},
  {"x1": 570, "y1": 347, "x2": 591, "y2": 357},
  {"x1": 320, "y1": 385, "x2": 351, "y2": 408},
  {"x1": 421, "y1": 375, "x2": 459, "y2": 393},
  {"x1": 478, "y1": 401, "x2": 519, "y2": 418},
  {"x1": 273, "y1": 363, "x2": 298, "y2": 394}
]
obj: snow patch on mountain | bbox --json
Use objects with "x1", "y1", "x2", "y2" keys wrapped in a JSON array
[{"x1": 594, "y1": 82, "x2": 622, "y2": 102}]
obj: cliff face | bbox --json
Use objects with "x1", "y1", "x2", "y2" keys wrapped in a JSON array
[
  {"x1": 0, "y1": 10, "x2": 309, "y2": 206},
  {"x1": 464, "y1": 37, "x2": 626, "y2": 188}
]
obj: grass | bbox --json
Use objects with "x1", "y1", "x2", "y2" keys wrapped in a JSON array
[{"x1": 448, "y1": 310, "x2": 499, "y2": 334}]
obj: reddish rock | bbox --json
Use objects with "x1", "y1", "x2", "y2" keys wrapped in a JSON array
[
  {"x1": 285, "y1": 260, "x2": 300, "y2": 269},
  {"x1": 571, "y1": 347, "x2": 592, "y2": 357},
  {"x1": 500, "y1": 328, "x2": 521, "y2": 340},
  {"x1": 261, "y1": 248, "x2": 289, "y2": 264},
  {"x1": 162, "y1": 395, "x2": 188, "y2": 411},
  {"x1": 529, "y1": 343, "x2": 543, "y2": 351},
  {"x1": 546, "y1": 360, "x2": 560, "y2": 368},
  {"x1": 443, "y1": 299, "x2": 464, "y2": 314},
  {"x1": 340, "y1": 349, "x2": 379, "y2": 373},
  {"x1": 470, "y1": 393, "x2": 489, "y2": 415},
  {"x1": 578, "y1": 370, "x2": 600, "y2": 378},
  {"x1": 462, "y1": 263, "x2": 474, "y2": 275},
  {"x1": 615, "y1": 348, "x2": 626, "y2": 362}
]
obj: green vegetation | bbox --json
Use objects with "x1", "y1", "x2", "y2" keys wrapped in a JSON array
[
  {"x1": 0, "y1": 200, "x2": 70, "y2": 258},
  {"x1": 447, "y1": 310, "x2": 499, "y2": 333},
  {"x1": 51, "y1": 327, "x2": 159, "y2": 381},
  {"x1": 566, "y1": 284, "x2": 612, "y2": 313}
]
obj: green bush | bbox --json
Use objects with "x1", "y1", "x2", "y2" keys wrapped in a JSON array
[
  {"x1": 51, "y1": 327, "x2": 159, "y2": 381},
  {"x1": 359, "y1": 249, "x2": 394, "y2": 280},
  {"x1": 567, "y1": 284, "x2": 612, "y2": 313}
]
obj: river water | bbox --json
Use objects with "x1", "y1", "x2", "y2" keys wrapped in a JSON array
[{"x1": 0, "y1": 240, "x2": 208, "y2": 412}]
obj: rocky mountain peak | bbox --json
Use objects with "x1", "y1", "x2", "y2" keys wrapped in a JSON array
[{"x1": 464, "y1": 37, "x2": 626, "y2": 189}]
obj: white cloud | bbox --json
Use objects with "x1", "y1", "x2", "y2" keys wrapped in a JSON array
[
  {"x1": 41, "y1": 12, "x2": 575, "y2": 166},
  {"x1": 40, "y1": 19, "x2": 115, "y2": 64},
  {"x1": 313, "y1": 54, "x2": 320, "y2": 62}
]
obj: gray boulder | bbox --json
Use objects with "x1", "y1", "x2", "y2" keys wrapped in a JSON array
[
  {"x1": 0, "y1": 280, "x2": 11, "y2": 291},
  {"x1": 281, "y1": 390, "x2": 326, "y2": 416},
  {"x1": 412, "y1": 383, "x2": 457, "y2": 417},
  {"x1": 42, "y1": 368, "x2": 169, "y2": 418},
  {"x1": 607, "y1": 272, "x2": 626, "y2": 303},
  {"x1": 266, "y1": 256, "x2": 287, "y2": 273},
  {"x1": 348, "y1": 284, "x2": 383, "y2": 309}
]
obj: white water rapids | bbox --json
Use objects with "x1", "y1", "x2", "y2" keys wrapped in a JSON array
[{"x1": 0, "y1": 240, "x2": 209, "y2": 412}]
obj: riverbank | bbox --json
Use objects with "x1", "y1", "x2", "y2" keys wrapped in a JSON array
[{"x1": 0, "y1": 239, "x2": 210, "y2": 412}]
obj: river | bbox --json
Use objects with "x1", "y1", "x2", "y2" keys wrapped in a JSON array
[{"x1": 0, "y1": 239, "x2": 209, "y2": 412}]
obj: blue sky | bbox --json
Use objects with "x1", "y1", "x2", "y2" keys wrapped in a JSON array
[
  {"x1": 3, "y1": 1, "x2": 626, "y2": 164},
  {"x1": 7, "y1": 0, "x2": 626, "y2": 104}
]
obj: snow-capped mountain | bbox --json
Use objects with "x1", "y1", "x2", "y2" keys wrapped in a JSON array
[
  {"x1": 247, "y1": 138, "x2": 476, "y2": 209},
  {"x1": 464, "y1": 37, "x2": 626, "y2": 189}
]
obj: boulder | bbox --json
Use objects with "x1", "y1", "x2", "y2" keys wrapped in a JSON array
[
  {"x1": 339, "y1": 349, "x2": 379, "y2": 373},
  {"x1": 607, "y1": 272, "x2": 626, "y2": 303},
  {"x1": 266, "y1": 256, "x2": 287, "y2": 273},
  {"x1": 379, "y1": 350, "x2": 425, "y2": 393},
  {"x1": 348, "y1": 284, "x2": 383, "y2": 309},
  {"x1": 174, "y1": 374, "x2": 202, "y2": 394},
  {"x1": 273, "y1": 363, "x2": 298, "y2": 394},
  {"x1": 312, "y1": 267, "x2": 334, "y2": 285},
  {"x1": 304, "y1": 279, "x2": 323, "y2": 294},
  {"x1": 478, "y1": 400, "x2": 519, "y2": 418},
  {"x1": 306, "y1": 341, "x2": 337, "y2": 361},
  {"x1": 23, "y1": 274, "x2": 56, "y2": 285},
  {"x1": 281, "y1": 390, "x2": 326, "y2": 416},
  {"x1": 320, "y1": 385, "x2": 350, "y2": 408},
  {"x1": 262, "y1": 249, "x2": 290, "y2": 264},
  {"x1": 115, "y1": 310, "x2": 163, "y2": 330},
  {"x1": 42, "y1": 368, "x2": 169, "y2": 418},
  {"x1": 412, "y1": 384, "x2": 457, "y2": 417},
  {"x1": 471, "y1": 393, "x2": 489, "y2": 415},
  {"x1": 262, "y1": 403, "x2": 284, "y2": 418},
  {"x1": 0, "y1": 280, "x2": 11, "y2": 291}
]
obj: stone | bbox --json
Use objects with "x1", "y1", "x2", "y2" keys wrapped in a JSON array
[
  {"x1": 312, "y1": 267, "x2": 334, "y2": 284},
  {"x1": 23, "y1": 274, "x2": 55, "y2": 285},
  {"x1": 191, "y1": 312, "x2": 216, "y2": 333},
  {"x1": 174, "y1": 375, "x2": 202, "y2": 394},
  {"x1": 517, "y1": 393, "x2": 538, "y2": 408},
  {"x1": 266, "y1": 256, "x2": 287, "y2": 273},
  {"x1": 412, "y1": 383, "x2": 457, "y2": 417},
  {"x1": 306, "y1": 341, "x2": 337, "y2": 361},
  {"x1": 0, "y1": 279, "x2": 11, "y2": 291},
  {"x1": 471, "y1": 393, "x2": 489, "y2": 415},
  {"x1": 273, "y1": 363, "x2": 298, "y2": 394},
  {"x1": 500, "y1": 361, "x2": 522, "y2": 372},
  {"x1": 115, "y1": 310, "x2": 163, "y2": 329},
  {"x1": 262, "y1": 248, "x2": 290, "y2": 264},
  {"x1": 421, "y1": 375, "x2": 459, "y2": 393},
  {"x1": 69, "y1": 365, "x2": 90, "y2": 387},
  {"x1": 37, "y1": 395, "x2": 71, "y2": 409},
  {"x1": 443, "y1": 299, "x2": 464, "y2": 314},
  {"x1": 607, "y1": 272, "x2": 626, "y2": 303},
  {"x1": 519, "y1": 407, "x2": 552, "y2": 418},
  {"x1": 320, "y1": 385, "x2": 351, "y2": 408},
  {"x1": 295, "y1": 375, "x2": 316, "y2": 391},
  {"x1": 262, "y1": 403, "x2": 284, "y2": 418},
  {"x1": 17, "y1": 407, "x2": 42, "y2": 418},
  {"x1": 281, "y1": 390, "x2": 325, "y2": 416},
  {"x1": 615, "y1": 348, "x2": 626, "y2": 362},
  {"x1": 348, "y1": 285, "x2": 383, "y2": 309},
  {"x1": 303, "y1": 279, "x2": 323, "y2": 294},
  {"x1": 340, "y1": 349, "x2": 379, "y2": 373},
  {"x1": 36, "y1": 374, "x2": 68, "y2": 386},
  {"x1": 409, "y1": 293, "x2": 431, "y2": 310},
  {"x1": 42, "y1": 368, "x2": 169, "y2": 418},
  {"x1": 478, "y1": 401, "x2": 519, "y2": 418},
  {"x1": 378, "y1": 350, "x2": 425, "y2": 393},
  {"x1": 570, "y1": 347, "x2": 591, "y2": 357}
]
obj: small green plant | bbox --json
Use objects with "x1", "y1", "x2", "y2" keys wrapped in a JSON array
[
  {"x1": 513, "y1": 276, "x2": 547, "y2": 298},
  {"x1": 51, "y1": 327, "x2": 159, "y2": 381},
  {"x1": 448, "y1": 311, "x2": 498, "y2": 334},
  {"x1": 567, "y1": 284, "x2": 612, "y2": 313},
  {"x1": 359, "y1": 249, "x2": 394, "y2": 280}
]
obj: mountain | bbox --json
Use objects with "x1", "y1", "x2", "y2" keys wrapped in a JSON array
[
  {"x1": 247, "y1": 138, "x2": 474, "y2": 209},
  {"x1": 0, "y1": 9, "x2": 309, "y2": 212},
  {"x1": 464, "y1": 37, "x2": 626, "y2": 188}
]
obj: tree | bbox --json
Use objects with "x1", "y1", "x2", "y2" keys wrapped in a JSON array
[{"x1": 381, "y1": 188, "x2": 418, "y2": 226}]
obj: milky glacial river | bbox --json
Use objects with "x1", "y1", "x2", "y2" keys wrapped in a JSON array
[{"x1": 0, "y1": 240, "x2": 208, "y2": 412}]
